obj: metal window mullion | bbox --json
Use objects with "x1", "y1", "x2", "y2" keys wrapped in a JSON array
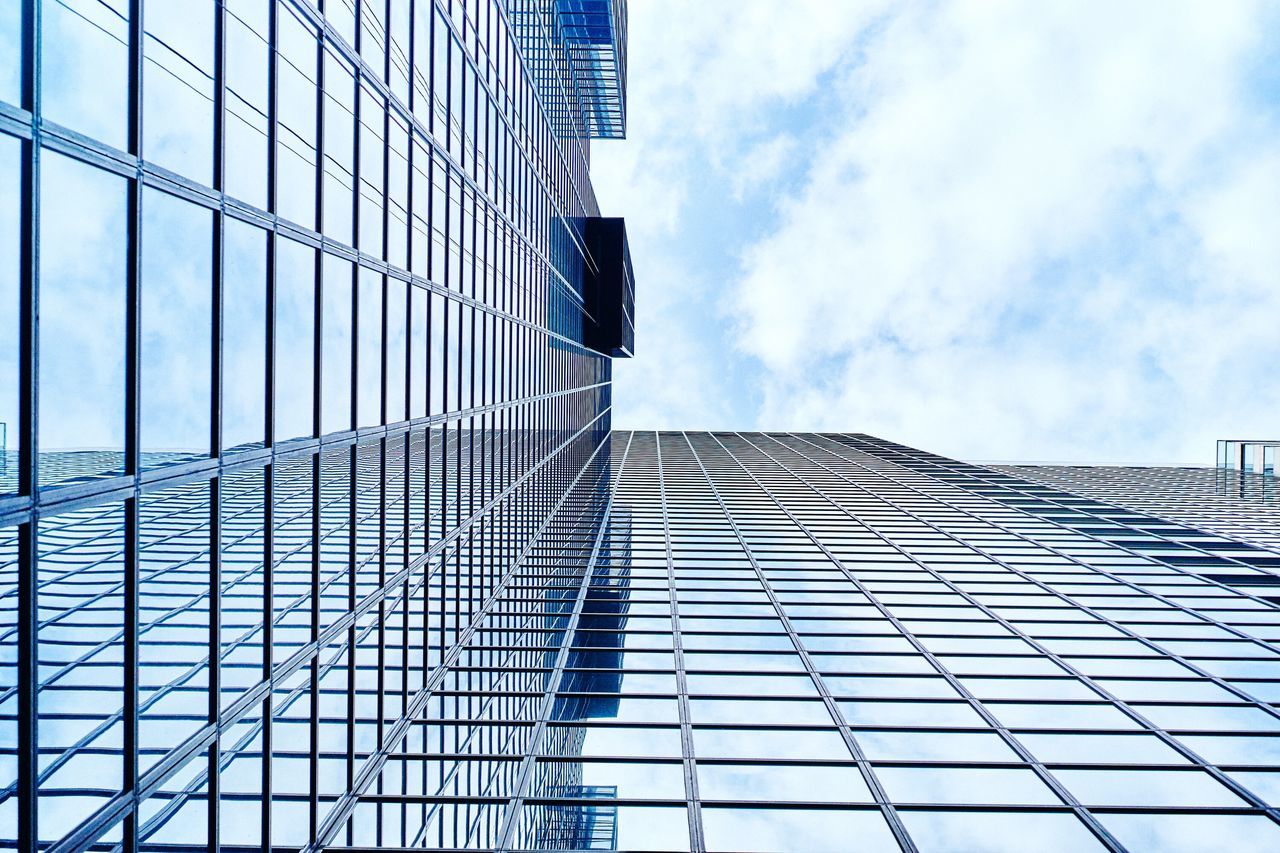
[
  {"x1": 208, "y1": 474, "x2": 223, "y2": 850},
  {"x1": 676, "y1": 431, "x2": 921, "y2": 853},
  {"x1": 307, "y1": 447, "x2": 321, "y2": 843},
  {"x1": 262, "y1": 463, "x2": 276, "y2": 850},
  {"x1": 17, "y1": 0, "x2": 42, "y2": 843},
  {"x1": 120, "y1": 0, "x2": 146, "y2": 845}
]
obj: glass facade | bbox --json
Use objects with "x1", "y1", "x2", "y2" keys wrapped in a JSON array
[
  {"x1": 6, "y1": 1, "x2": 1280, "y2": 851},
  {"x1": 0, "y1": 0, "x2": 627, "y2": 848}
]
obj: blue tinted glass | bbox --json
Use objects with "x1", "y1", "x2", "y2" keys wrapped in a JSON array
[
  {"x1": 0, "y1": 135, "x2": 18, "y2": 494},
  {"x1": 275, "y1": 237, "x2": 315, "y2": 443},
  {"x1": 141, "y1": 187, "x2": 212, "y2": 466},
  {"x1": 275, "y1": 6, "x2": 317, "y2": 227},
  {"x1": 224, "y1": 0, "x2": 269, "y2": 209},
  {"x1": 222, "y1": 217, "x2": 266, "y2": 451},
  {"x1": 901, "y1": 811, "x2": 1104, "y2": 853},
  {"x1": 42, "y1": 0, "x2": 129, "y2": 149},
  {"x1": 0, "y1": 4, "x2": 18, "y2": 106},
  {"x1": 701, "y1": 806, "x2": 896, "y2": 853},
  {"x1": 356, "y1": 268, "x2": 383, "y2": 427},
  {"x1": 37, "y1": 502, "x2": 127, "y2": 841},
  {"x1": 321, "y1": 254, "x2": 352, "y2": 433},
  {"x1": 39, "y1": 151, "x2": 127, "y2": 487},
  {"x1": 143, "y1": 0, "x2": 214, "y2": 183}
]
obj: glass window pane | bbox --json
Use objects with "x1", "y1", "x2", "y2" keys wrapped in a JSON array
[
  {"x1": 900, "y1": 811, "x2": 1105, "y2": 853},
  {"x1": 515, "y1": 803, "x2": 689, "y2": 852},
  {"x1": 222, "y1": 218, "x2": 266, "y2": 451},
  {"x1": 321, "y1": 254, "x2": 352, "y2": 434},
  {"x1": 356, "y1": 268, "x2": 382, "y2": 427},
  {"x1": 0, "y1": 135, "x2": 18, "y2": 494},
  {"x1": 701, "y1": 806, "x2": 896, "y2": 853},
  {"x1": 39, "y1": 151, "x2": 127, "y2": 487},
  {"x1": 42, "y1": 0, "x2": 129, "y2": 149},
  {"x1": 1054, "y1": 768, "x2": 1245, "y2": 807},
  {"x1": 224, "y1": 0, "x2": 269, "y2": 208},
  {"x1": 534, "y1": 759, "x2": 685, "y2": 800},
  {"x1": 275, "y1": 6, "x2": 317, "y2": 227},
  {"x1": 274, "y1": 237, "x2": 315, "y2": 443},
  {"x1": 692, "y1": 727, "x2": 850, "y2": 760},
  {"x1": 697, "y1": 762, "x2": 873, "y2": 803},
  {"x1": 1016, "y1": 732, "x2": 1188, "y2": 765},
  {"x1": 322, "y1": 50, "x2": 355, "y2": 244},
  {"x1": 143, "y1": 0, "x2": 214, "y2": 183},
  {"x1": 141, "y1": 188, "x2": 212, "y2": 467},
  {"x1": 0, "y1": 3, "x2": 18, "y2": 105},
  {"x1": 1098, "y1": 813, "x2": 1280, "y2": 853},
  {"x1": 875, "y1": 766, "x2": 1061, "y2": 806},
  {"x1": 385, "y1": 277, "x2": 407, "y2": 424}
]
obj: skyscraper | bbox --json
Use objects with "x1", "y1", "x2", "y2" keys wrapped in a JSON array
[
  {"x1": 0, "y1": 0, "x2": 631, "y2": 848},
  {"x1": 6, "y1": 3, "x2": 1280, "y2": 853}
]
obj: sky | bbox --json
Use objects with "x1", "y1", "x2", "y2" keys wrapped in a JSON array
[{"x1": 591, "y1": 0, "x2": 1280, "y2": 466}]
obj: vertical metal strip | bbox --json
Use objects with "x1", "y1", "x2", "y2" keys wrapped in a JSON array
[
  {"x1": 261, "y1": 464, "x2": 274, "y2": 851},
  {"x1": 208, "y1": 474, "x2": 222, "y2": 851},
  {"x1": 122, "y1": 1, "x2": 145, "y2": 847},
  {"x1": 17, "y1": 1, "x2": 42, "y2": 842}
]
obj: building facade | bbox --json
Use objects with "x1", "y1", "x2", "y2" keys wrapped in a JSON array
[
  {"x1": 461, "y1": 431, "x2": 1279, "y2": 852},
  {"x1": 0, "y1": 0, "x2": 630, "y2": 849},
  {"x1": 7, "y1": 1, "x2": 1280, "y2": 852}
]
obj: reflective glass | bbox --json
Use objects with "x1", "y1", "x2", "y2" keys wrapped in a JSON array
[
  {"x1": 39, "y1": 151, "x2": 127, "y2": 487},
  {"x1": 0, "y1": 523, "x2": 18, "y2": 830},
  {"x1": 701, "y1": 806, "x2": 897, "y2": 853},
  {"x1": 900, "y1": 810, "x2": 1105, "y2": 853},
  {"x1": 692, "y1": 727, "x2": 850, "y2": 760},
  {"x1": 1098, "y1": 812, "x2": 1280, "y2": 853},
  {"x1": 321, "y1": 254, "x2": 353, "y2": 433},
  {"x1": 42, "y1": 0, "x2": 129, "y2": 148},
  {"x1": 222, "y1": 217, "x2": 266, "y2": 451},
  {"x1": 0, "y1": 135, "x2": 17, "y2": 493},
  {"x1": 1054, "y1": 767, "x2": 1245, "y2": 807},
  {"x1": 37, "y1": 502, "x2": 127, "y2": 841},
  {"x1": 224, "y1": 0, "x2": 269, "y2": 208},
  {"x1": 141, "y1": 188, "x2": 212, "y2": 466},
  {"x1": 274, "y1": 237, "x2": 315, "y2": 442},
  {"x1": 143, "y1": 0, "x2": 214, "y2": 183},
  {"x1": 875, "y1": 766, "x2": 1061, "y2": 805},
  {"x1": 0, "y1": 4, "x2": 17, "y2": 104},
  {"x1": 697, "y1": 762, "x2": 873, "y2": 803}
]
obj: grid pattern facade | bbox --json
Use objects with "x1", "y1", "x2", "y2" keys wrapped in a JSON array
[
  {"x1": 1000, "y1": 464, "x2": 1280, "y2": 555},
  {"x1": 0, "y1": 0, "x2": 624, "y2": 849},
  {"x1": 308, "y1": 431, "x2": 1280, "y2": 852}
]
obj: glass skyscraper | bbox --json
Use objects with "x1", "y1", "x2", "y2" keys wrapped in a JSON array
[
  {"x1": 0, "y1": 0, "x2": 631, "y2": 848},
  {"x1": 6, "y1": 2, "x2": 1280, "y2": 853}
]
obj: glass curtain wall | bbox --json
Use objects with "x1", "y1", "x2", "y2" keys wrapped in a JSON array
[
  {"x1": 359, "y1": 431, "x2": 1280, "y2": 852},
  {"x1": 0, "y1": 0, "x2": 617, "y2": 848}
]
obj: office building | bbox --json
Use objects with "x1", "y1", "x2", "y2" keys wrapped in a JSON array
[
  {"x1": 6, "y1": 1, "x2": 1280, "y2": 852},
  {"x1": 0, "y1": 0, "x2": 631, "y2": 848}
]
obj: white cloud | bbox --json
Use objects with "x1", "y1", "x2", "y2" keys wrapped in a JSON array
[{"x1": 595, "y1": 0, "x2": 1280, "y2": 464}]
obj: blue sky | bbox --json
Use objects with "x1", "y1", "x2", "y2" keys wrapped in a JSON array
[{"x1": 592, "y1": 0, "x2": 1280, "y2": 465}]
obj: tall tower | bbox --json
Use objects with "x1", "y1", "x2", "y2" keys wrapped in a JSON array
[{"x1": 0, "y1": 1, "x2": 632, "y2": 849}]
